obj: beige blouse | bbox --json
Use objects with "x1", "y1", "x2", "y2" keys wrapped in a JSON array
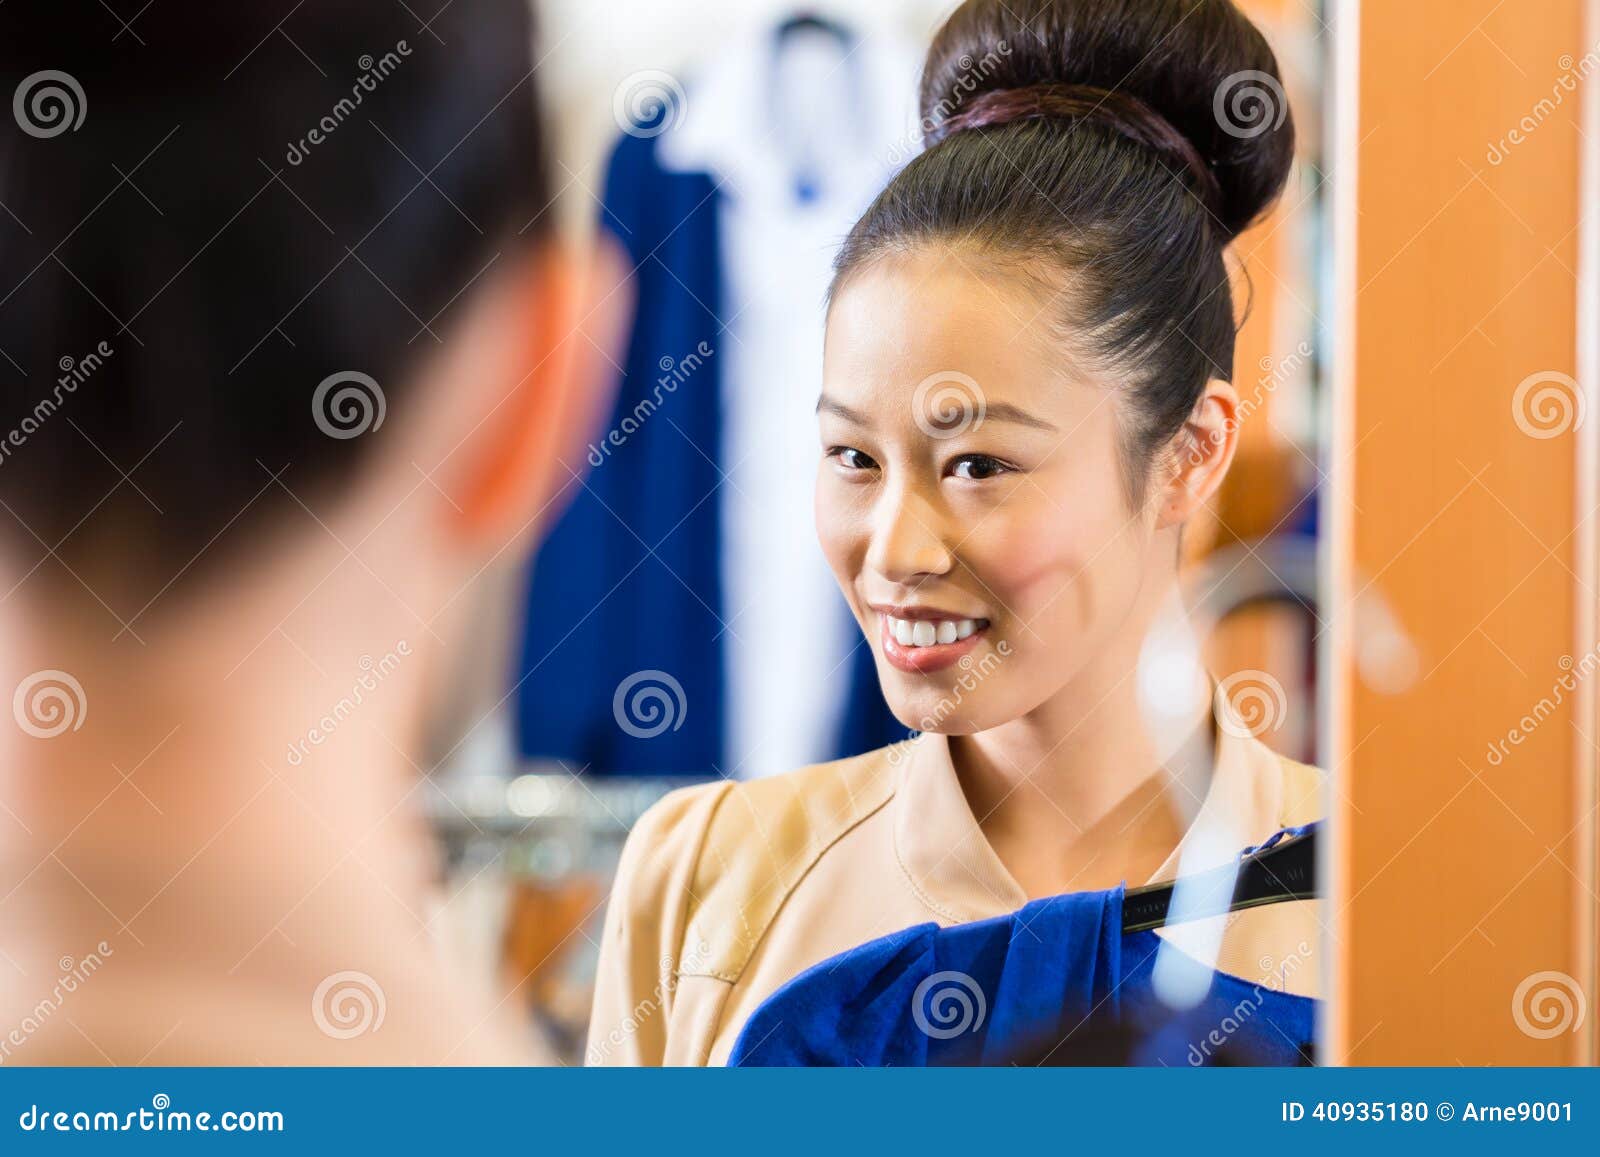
[{"x1": 587, "y1": 692, "x2": 1326, "y2": 1066}]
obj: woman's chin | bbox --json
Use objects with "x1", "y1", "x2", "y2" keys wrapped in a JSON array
[{"x1": 883, "y1": 698, "x2": 997, "y2": 738}]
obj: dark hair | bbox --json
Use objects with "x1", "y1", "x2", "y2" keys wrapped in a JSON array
[
  {"x1": 0, "y1": 0, "x2": 550, "y2": 601},
  {"x1": 833, "y1": 0, "x2": 1295, "y2": 502}
]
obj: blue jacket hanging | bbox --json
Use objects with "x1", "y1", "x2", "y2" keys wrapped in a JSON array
[{"x1": 514, "y1": 105, "x2": 904, "y2": 776}]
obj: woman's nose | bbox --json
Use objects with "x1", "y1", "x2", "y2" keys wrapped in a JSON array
[{"x1": 864, "y1": 483, "x2": 954, "y2": 585}]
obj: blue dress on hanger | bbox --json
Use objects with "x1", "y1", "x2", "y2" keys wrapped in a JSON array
[{"x1": 728, "y1": 824, "x2": 1320, "y2": 1067}]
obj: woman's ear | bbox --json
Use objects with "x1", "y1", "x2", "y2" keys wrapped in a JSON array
[
  {"x1": 1154, "y1": 379, "x2": 1240, "y2": 529},
  {"x1": 449, "y1": 233, "x2": 633, "y2": 552}
]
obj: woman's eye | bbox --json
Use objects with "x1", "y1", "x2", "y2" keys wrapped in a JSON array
[
  {"x1": 949, "y1": 454, "x2": 1011, "y2": 481},
  {"x1": 828, "y1": 446, "x2": 878, "y2": 471}
]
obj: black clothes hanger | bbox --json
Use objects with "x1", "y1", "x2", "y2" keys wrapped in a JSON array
[
  {"x1": 1120, "y1": 823, "x2": 1318, "y2": 933},
  {"x1": 775, "y1": 12, "x2": 851, "y2": 42}
]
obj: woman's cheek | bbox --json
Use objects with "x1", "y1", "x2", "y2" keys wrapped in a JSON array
[
  {"x1": 814, "y1": 475, "x2": 864, "y2": 589},
  {"x1": 968, "y1": 495, "x2": 1088, "y2": 631}
]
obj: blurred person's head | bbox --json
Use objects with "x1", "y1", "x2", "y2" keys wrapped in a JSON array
[
  {"x1": 814, "y1": 0, "x2": 1294, "y2": 738},
  {"x1": 0, "y1": 0, "x2": 604, "y2": 630},
  {"x1": 0, "y1": 0, "x2": 617, "y2": 1062}
]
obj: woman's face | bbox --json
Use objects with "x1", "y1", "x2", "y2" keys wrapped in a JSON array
[{"x1": 816, "y1": 250, "x2": 1166, "y2": 735}]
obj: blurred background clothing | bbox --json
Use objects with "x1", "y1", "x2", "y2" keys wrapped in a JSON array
[{"x1": 514, "y1": 14, "x2": 921, "y2": 780}]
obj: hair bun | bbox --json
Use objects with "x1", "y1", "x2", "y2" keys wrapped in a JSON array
[{"x1": 919, "y1": 0, "x2": 1295, "y2": 240}]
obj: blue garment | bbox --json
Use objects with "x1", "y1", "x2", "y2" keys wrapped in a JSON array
[
  {"x1": 729, "y1": 825, "x2": 1320, "y2": 1067},
  {"x1": 513, "y1": 103, "x2": 903, "y2": 775}
]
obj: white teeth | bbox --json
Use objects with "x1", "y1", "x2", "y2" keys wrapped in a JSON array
[{"x1": 885, "y1": 615, "x2": 984, "y2": 648}]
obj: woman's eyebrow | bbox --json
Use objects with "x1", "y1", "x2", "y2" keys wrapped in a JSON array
[
  {"x1": 816, "y1": 394, "x2": 1059, "y2": 433},
  {"x1": 980, "y1": 402, "x2": 1059, "y2": 432},
  {"x1": 815, "y1": 395, "x2": 867, "y2": 423}
]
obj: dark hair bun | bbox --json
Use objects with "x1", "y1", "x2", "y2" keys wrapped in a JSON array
[{"x1": 920, "y1": 0, "x2": 1295, "y2": 240}]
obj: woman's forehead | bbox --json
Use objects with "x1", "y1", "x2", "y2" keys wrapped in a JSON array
[{"x1": 823, "y1": 253, "x2": 1102, "y2": 424}]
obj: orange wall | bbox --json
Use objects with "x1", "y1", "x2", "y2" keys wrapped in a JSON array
[{"x1": 1329, "y1": 0, "x2": 1597, "y2": 1063}]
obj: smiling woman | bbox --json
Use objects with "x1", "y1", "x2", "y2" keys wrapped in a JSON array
[{"x1": 588, "y1": 0, "x2": 1323, "y2": 1068}]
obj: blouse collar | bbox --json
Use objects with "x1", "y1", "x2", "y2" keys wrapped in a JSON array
[{"x1": 890, "y1": 679, "x2": 1293, "y2": 924}]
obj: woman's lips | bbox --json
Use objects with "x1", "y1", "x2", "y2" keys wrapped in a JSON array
[{"x1": 879, "y1": 614, "x2": 990, "y2": 674}]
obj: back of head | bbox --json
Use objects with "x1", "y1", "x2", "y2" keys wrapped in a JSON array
[
  {"x1": 0, "y1": 0, "x2": 549, "y2": 601},
  {"x1": 836, "y1": 0, "x2": 1295, "y2": 502}
]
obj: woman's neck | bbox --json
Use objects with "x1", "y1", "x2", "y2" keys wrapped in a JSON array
[{"x1": 949, "y1": 584, "x2": 1215, "y2": 899}]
